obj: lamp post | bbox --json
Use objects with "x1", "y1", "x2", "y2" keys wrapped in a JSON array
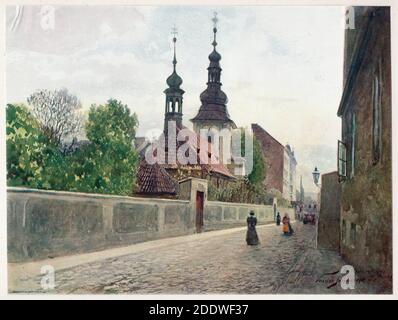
[
  {"x1": 312, "y1": 166, "x2": 321, "y2": 187},
  {"x1": 312, "y1": 166, "x2": 321, "y2": 250},
  {"x1": 312, "y1": 166, "x2": 321, "y2": 208}
]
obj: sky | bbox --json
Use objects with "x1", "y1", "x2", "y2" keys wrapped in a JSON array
[{"x1": 6, "y1": 5, "x2": 345, "y2": 194}]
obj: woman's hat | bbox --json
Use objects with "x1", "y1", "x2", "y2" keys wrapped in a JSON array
[{"x1": 249, "y1": 210, "x2": 255, "y2": 216}]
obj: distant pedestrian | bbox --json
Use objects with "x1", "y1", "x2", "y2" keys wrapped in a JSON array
[
  {"x1": 282, "y1": 213, "x2": 294, "y2": 236},
  {"x1": 246, "y1": 211, "x2": 259, "y2": 245},
  {"x1": 276, "y1": 212, "x2": 281, "y2": 226}
]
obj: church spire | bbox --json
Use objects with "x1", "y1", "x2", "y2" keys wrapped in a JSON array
[
  {"x1": 207, "y1": 12, "x2": 222, "y2": 86},
  {"x1": 172, "y1": 25, "x2": 177, "y2": 72},
  {"x1": 164, "y1": 26, "x2": 184, "y2": 133},
  {"x1": 211, "y1": 12, "x2": 218, "y2": 49},
  {"x1": 191, "y1": 12, "x2": 235, "y2": 128},
  {"x1": 166, "y1": 25, "x2": 182, "y2": 90}
]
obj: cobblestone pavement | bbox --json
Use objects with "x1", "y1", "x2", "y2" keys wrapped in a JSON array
[{"x1": 10, "y1": 222, "x2": 387, "y2": 294}]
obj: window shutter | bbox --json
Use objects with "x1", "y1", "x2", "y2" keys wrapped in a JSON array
[{"x1": 338, "y1": 140, "x2": 347, "y2": 180}]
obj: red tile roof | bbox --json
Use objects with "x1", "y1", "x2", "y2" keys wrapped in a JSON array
[
  {"x1": 157, "y1": 126, "x2": 235, "y2": 180},
  {"x1": 137, "y1": 161, "x2": 177, "y2": 195}
]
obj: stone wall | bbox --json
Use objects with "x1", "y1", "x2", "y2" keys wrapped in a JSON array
[
  {"x1": 339, "y1": 7, "x2": 392, "y2": 281},
  {"x1": 7, "y1": 186, "x2": 292, "y2": 262},
  {"x1": 204, "y1": 201, "x2": 294, "y2": 231},
  {"x1": 7, "y1": 188, "x2": 194, "y2": 262},
  {"x1": 318, "y1": 171, "x2": 341, "y2": 250}
]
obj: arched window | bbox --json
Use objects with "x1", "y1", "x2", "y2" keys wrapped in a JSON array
[
  {"x1": 178, "y1": 99, "x2": 182, "y2": 113},
  {"x1": 171, "y1": 98, "x2": 176, "y2": 112}
]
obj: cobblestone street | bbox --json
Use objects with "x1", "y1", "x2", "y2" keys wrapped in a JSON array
[{"x1": 9, "y1": 222, "x2": 385, "y2": 294}]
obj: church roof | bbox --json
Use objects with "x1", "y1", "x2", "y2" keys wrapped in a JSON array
[
  {"x1": 191, "y1": 17, "x2": 235, "y2": 126},
  {"x1": 142, "y1": 126, "x2": 235, "y2": 180},
  {"x1": 191, "y1": 103, "x2": 235, "y2": 123},
  {"x1": 166, "y1": 71, "x2": 183, "y2": 89},
  {"x1": 137, "y1": 161, "x2": 177, "y2": 195}
]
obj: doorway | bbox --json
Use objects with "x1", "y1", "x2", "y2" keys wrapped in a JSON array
[{"x1": 196, "y1": 191, "x2": 204, "y2": 233}]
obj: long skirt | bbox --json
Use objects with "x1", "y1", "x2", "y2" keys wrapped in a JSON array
[
  {"x1": 283, "y1": 223, "x2": 289, "y2": 234},
  {"x1": 288, "y1": 223, "x2": 294, "y2": 235},
  {"x1": 246, "y1": 227, "x2": 259, "y2": 245}
]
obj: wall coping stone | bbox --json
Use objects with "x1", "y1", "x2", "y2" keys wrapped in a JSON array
[
  {"x1": 206, "y1": 200, "x2": 271, "y2": 208},
  {"x1": 7, "y1": 187, "x2": 190, "y2": 205}
]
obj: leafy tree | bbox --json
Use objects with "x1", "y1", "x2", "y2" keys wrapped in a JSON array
[
  {"x1": 6, "y1": 103, "x2": 66, "y2": 189},
  {"x1": 239, "y1": 128, "x2": 266, "y2": 186},
  {"x1": 248, "y1": 138, "x2": 266, "y2": 185},
  {"x1": 68, "y1": 99, "x2": 139, "y2": 195},
  {"x1": 27, "y1": 88, "x2": 83, "y2": 146}
]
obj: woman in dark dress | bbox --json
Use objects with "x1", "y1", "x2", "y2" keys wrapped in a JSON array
[
  {"x1": 276, "y1": 212, "x2": 281, "y2": 226},
  {"x1": 246, "y1": 211, "x2": 259, "y2": 245}
]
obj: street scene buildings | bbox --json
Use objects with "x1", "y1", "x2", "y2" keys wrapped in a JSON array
[
  {"x1": 337, "y1": 6, "x2": 392, "y2": 284},
  {"x1": 5, "y1": 6, "x2": 392, "y2": 294},
  {"x1": 317, "y1": 6, "x2": 392, "y2": 289},
  {"x1": 251, "y1": 124, "x2": 298, "y2": 204}
]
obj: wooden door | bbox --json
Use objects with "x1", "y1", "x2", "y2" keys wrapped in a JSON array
[{"x1": 196, "y1": 191, "x2": 204, "y2": 233}]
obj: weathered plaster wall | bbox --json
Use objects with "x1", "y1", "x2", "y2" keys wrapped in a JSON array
[
  {"x1": 340, "y1": 7, "x2": 392, "y2": 281},
  {"x1": 204, "y1": 201, "x2": 294, "y2": 231},
  {"x1": 7, "y1": 185, "x2": 291, "y2": 262},
  {"x1": 7, "y1": 188, "x2": 193, "y2": 262},
  {"x1": 318, "y1": 172, "x2": 341, "y2": 250}
]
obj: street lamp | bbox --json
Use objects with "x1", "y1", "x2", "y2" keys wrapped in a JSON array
[
  {"x1": 312, "y1": 166, "x2": 321, "y2": 187},
  {"x1": 311, "y1": 167, "x2": 321, "y2": 250}
]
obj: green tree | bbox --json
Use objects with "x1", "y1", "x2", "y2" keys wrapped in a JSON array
[
  {"x1": 239, "y1": 128, "x2": 266, "y2": 186},
  {"x1": 248, "y1": 138, "x2": 266, "y2": 185},
  {"x1": 6, "y1": 103, "x2": 66, "y2": 189},
  {"x1": 69, "y1": 99, "x2": 139, "y2": 195}
]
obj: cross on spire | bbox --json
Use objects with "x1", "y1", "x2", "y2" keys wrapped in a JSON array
[
  {"x1": 171, "y1": 25, "x2": 178, "y2": 38},
  {"x1": 171, "y1": 25, "x2": 178, "y2": 70},
  {"x1": 211, "y1": 12, "x2": 218, "y2": 29},
  {"x1": 211, "y1": 12, "x2": 218, "y2": 47}
]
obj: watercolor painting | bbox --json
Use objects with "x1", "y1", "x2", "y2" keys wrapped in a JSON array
[{"x1": 6, "y1": 5, "x2": 392, "y2": 294}]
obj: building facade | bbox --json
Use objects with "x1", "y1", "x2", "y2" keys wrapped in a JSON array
[
  {"x1": 251, "y1": 124, "x2": 284, "y2": 194},
  {"x1": 283, "y1": 144, "x2": 297, "y2": 202},
  {"x1": 317, "y1": 171, "x2": 341, "y2": 251},
  {"x1": 337, "y1": 7, "x2": 391, "y2": 285},
  {"x1": 251, "y1": 123, "x2": 297, "y2": 202},
  {"x1": 299, "y1": 175, "x2": 305, "y2": 203}
]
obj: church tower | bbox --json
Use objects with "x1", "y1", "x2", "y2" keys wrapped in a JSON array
[
  {"x1": 164, "y1": 27, "x2": 184, "y2": 134},
  {"x1": 191, "y1": 13, "x2": 236, "y2": 134}
]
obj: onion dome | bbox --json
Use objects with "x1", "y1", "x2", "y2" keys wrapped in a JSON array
[
  {"x1": 166, "y1": 36, "x2": 183, "y2": 89},
  {"x1": 191, "y1": 12, "x2": 235, "y2": 126}
]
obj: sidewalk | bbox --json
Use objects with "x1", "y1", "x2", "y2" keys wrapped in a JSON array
[{"x1": 9, "y1": 224, "x2": 273, "y2": 292}]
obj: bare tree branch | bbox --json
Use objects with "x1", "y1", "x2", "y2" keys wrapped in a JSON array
[{"x1": 27, "y1": 88, "x2": 83, "y2": 146}]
